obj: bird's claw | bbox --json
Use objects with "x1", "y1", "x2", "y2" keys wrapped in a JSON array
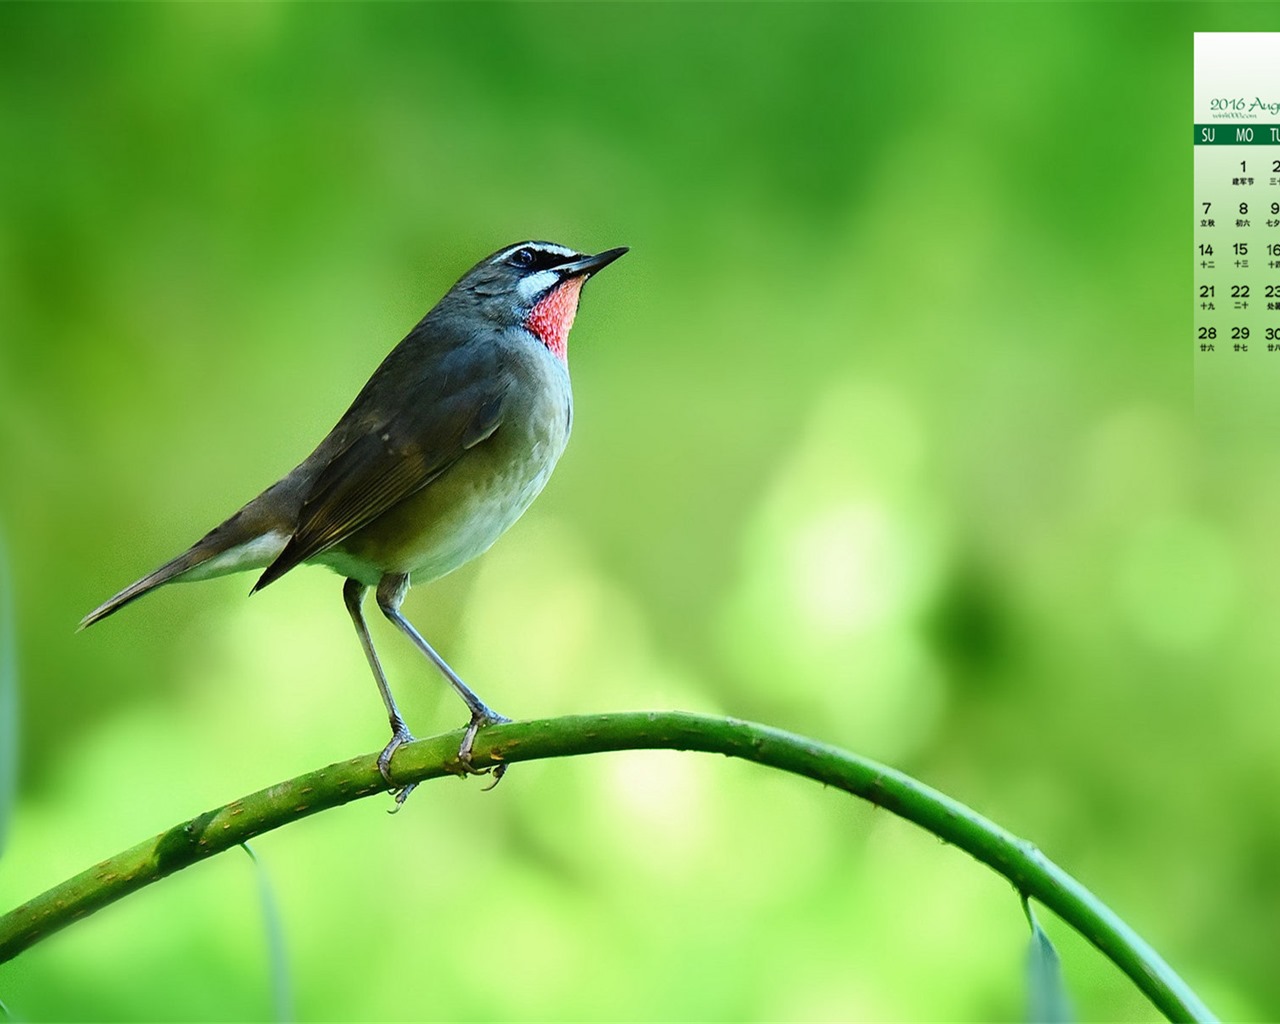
[
  {"x1": 378, "y1": 722, "x2": 417, "y2": 810},
  {"x1": 377, "y1": 712, "x2": 510, "y2": 807},
  {"x1": 457, "y1": 709, "x2": 511, "y2": 788}
]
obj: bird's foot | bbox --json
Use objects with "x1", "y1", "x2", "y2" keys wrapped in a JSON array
[
  {"x1": 378, "y1": 721, "x2": 418, "y2": 809},
  {"x1": 457, "y1": 708, "x2": 511, "y2": 790}
]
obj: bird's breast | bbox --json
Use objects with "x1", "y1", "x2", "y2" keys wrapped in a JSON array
[{"x1": 318, "y1": 349, "x2": 572, "y2": 586}]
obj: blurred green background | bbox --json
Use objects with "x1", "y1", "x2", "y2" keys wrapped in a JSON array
[{"x1": 1, "y1": 3, "x2": 1276, "y2": 1020}]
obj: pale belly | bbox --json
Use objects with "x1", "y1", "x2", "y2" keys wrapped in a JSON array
[{"x1": 313, "y1": 393, "x2": 571, "y2": 587}]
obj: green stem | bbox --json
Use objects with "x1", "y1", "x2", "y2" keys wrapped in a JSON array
[{"x1": 0, "y1": 711, "x2": 1214, "y2": 1021}]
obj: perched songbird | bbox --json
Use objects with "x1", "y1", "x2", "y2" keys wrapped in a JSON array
[{"x1": 81, "y1": 240, "x2": 628, "y2": 801}]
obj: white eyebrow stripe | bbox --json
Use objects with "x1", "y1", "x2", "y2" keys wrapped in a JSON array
[{"x1": 491, "y1": 241, "x2": 578, "y2": 265}]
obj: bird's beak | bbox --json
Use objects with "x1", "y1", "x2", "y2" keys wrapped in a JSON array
[{"x1": 557, "y1": 246, "x2": 629, "y2": 280}]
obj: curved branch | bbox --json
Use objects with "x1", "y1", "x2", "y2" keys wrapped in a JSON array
[{"x1": 0, "y1": 711, "x2": 1214, "y2": 1022}]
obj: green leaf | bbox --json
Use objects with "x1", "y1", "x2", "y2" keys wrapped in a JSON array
[
  {"x1": 241, "y1": 843, "x2": 295, "y2": 1023},
  {"x1": 1024, "y1": 896, "x2": 1073, "y2": 1024},
  {"x1": 0, "y1": 533, "x2": 17, "y2": 860}
]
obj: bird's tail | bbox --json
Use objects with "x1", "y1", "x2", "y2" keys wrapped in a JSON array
[
  {"x1": 79, "y1": 508, "x2": 290, "y2": 630},
  {"x1": 79, "y1": 545, "x2": 220, "y2": 630}
]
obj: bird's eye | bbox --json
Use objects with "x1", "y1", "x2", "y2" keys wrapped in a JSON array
[{"x1": 510, "y1": 247, "x2": 535, "y2": 268}]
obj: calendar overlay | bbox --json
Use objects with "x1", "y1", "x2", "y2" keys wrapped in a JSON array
[
  {"x1": 1194, "y1": 33, "x2": 1280, "y2": 428},
  {"x1": 1193, "y1": 126, "x2": 1280, "y2": 357}
]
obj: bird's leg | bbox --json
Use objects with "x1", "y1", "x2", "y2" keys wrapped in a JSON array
[
  {"x1": 375, "y1": 573, "x2": 510, "y2": 782},
  {"x1": 343, "y1": 578, "x2": 417, "y2": 805}
]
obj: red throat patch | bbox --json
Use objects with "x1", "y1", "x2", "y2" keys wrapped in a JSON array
[{"x1": 525, "y1": 277, "x2": 585, "y2": 362}]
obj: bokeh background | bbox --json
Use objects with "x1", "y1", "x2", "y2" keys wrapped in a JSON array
[{"x1": 1, "y1": 4, "x2": 1277, "y2": 1020}]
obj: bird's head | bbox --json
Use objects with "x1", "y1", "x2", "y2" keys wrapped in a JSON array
[{"x1": 448, "y1": 241, "x2": 628, "y2": 362}]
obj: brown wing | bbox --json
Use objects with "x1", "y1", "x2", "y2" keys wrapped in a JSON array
[{"x1": 253, "y1": 353, "x2": 508, "y2": 591}]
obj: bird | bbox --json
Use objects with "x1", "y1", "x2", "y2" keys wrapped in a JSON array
[{"x1": 81, "y1": 240, "x2": 628, "y2": 802}]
